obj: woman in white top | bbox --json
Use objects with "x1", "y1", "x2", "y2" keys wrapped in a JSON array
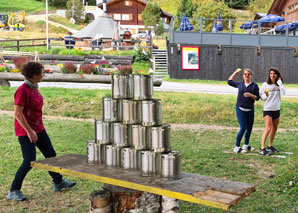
[{"x1": 259, "y1": 67, "x2": 286, "y2": 156}]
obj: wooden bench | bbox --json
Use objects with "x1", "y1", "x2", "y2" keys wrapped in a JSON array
[{"x1": 31, "y1": 154, "x2": 256, "y2": 210}]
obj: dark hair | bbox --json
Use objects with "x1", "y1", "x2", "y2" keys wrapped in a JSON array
[
  {"x1": 21, "y1": 61, "x2": 44, "y2": 79},
  {"x1": 266, "y1": 67, "x2": 283, "y2": 85}
]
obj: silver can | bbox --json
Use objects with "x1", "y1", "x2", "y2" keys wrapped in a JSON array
[
  {"x1": 95, "y1": 119, "x2": 113, "y2": 144},
  {"x1": 87, "y1": 140, "x2": 97, "y2": 165},
  {"x1": 131, "y1": 125, "x2": 148, "y2": 150},
  {"x1": 105, "y1": 145, "x2": 122, "y2": 168},
  {"x1": 140, "y1": 150, "x2": 154, "y2": 176},
  {"x1": 161, "y1": 151, "x2": 182, "y2": 180},
  {"x1": 150, "y1": 124, "x2": 171, "y2": 152},
  {"x1": 102, "y1": 97, "x2": 122, "y2": 122},
  {"x1": 112, "y1": 74, "x2": 133, "y2": 99},
  {"x1": 122, "y1": 99, "x2": 141, "y2": 124},
  {"x1": 121, "y1": 147, "x2": 133, "y2": 170},
  {"x1": 112, "y1": 123, "x2": 130, "y2": 147},
  {"x1": 141, "y1": 99, "x2": 162, "y2": 127},
  {"x1": 130, "y1": 149, "x2": 144, "y2": 170},
  {"x1": 97, "y1": 143, "x2": 107, "y2": 165},
  {"x1": 133, "y1": 74, "x2": 153, "y2": 100}
]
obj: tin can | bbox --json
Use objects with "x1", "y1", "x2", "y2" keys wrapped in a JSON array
[{"x1": 161, "y1": 151, "x2": 182, "y2": 180}]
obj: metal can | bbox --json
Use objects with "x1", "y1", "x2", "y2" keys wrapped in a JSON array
[
  {"x1": 150, "y1": 124, "x2": 171, "y2": 152},
  {"x1": 131, "y1": 125, "x2": 148, "y2": 150},
  {"x1": 112, "y1": 74, "x2": 133, "y2": 99},
  {"x1": 95, "y1": 119, "x2": 113, "y2": 144},
  {"x1": 102, "y1": 97, "x2": 122, "y2": 122},
  {"x1": 122, "y1": 99, "x2": 141, "y2": 125},
  {"x1": 112, "y1": 123, "x2": 130, "y2": 147},
  {"x1": 87, "y1": 140, "x2": 97, "y2": 165},
  {"x1": 133, "y1": 74, "x2": 153, "y2": 100},
  {"x1": 141, "y1": 99, "x2": 162, "y2": 127},
  {"x1": 161, "y1": 151, "x2": 182, "y2": 180},
  {"x1": 105, "y1": 145, "x2": 122, "y2": 168},
  {"x1": 140, "y1": 150, "x2": 154, "y2": 176},
  {"x1": 97, "y1": 143, "x2": 107, "y2": 165}
]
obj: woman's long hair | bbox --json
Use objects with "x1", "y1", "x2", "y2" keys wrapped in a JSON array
[{"x1": 266, "y1": 67, "x2": 283, "y2": 86}]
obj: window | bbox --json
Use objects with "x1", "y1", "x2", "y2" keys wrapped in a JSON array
[
  {"x1": 122, "y1": 14, "x2": 133, "y2": 21},
  {"x1": 138, "y1": 14, "x2": 142, "y2": 21},
  {"x1": 125, "y1": 1, "x2": 132, "y2": 6},
  {"x1": 288, "y1": 3, "x2": 298, "y2": 13},
  {"x1": 114, "y1": 14, "x2": 121, "y2": 20}
]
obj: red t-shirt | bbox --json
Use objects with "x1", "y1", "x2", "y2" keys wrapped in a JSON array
[{"x1": 14, "y1": 83, "x2": 45, "y2": 136}]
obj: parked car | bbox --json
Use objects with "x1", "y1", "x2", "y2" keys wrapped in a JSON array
[{"x1": 132, "y1": 31, "x2": 147, "y2": 39}]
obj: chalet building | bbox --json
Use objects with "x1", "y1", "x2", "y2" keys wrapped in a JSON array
[
  {"x1": 268, "y1": 0, "x2": 298, "y2": 22},
  {"x1": 96, "y1": 0, "x2": 172, "y2": 34}
]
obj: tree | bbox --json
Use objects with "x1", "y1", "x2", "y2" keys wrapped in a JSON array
[
  {"x1": 141, "y1": 2, "x2": 162, "y2": 32},
  {"x1": 47, "y1": 0, "x2": 68, "y2": 7},
  {"x1": 249, "y1": 0, "x2": 273, "y2": 14},
  {"x1": 65, "y1": 0, "x2": 85, "y2": 24},
  {"x1": 195, "y1": 0, "x2": 236, "y2": 32},
  {"x1": 176, "y1": 0, "x2": 198, "y2": 18},
  {"x1": 224, "y1": 0, "x2": 250, "y2": 9}
]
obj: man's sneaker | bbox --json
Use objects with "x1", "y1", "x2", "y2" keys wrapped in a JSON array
[
  {"x1": 54, "y1": 179, "x2": 76, "y2": 192},
  {"x1": 7, "y1": 190, "x2": 26, "y2": 201},
  {"x1": 233, "y1": 147, "x2": 246, "y2": 154},
  {"x1": 243, "y1": 145, "x2": 256, "y2": 152},
  {"x1": 266, "y1": 146, "x2": 280, "y2": 153},
  {"x1": 258, "y1": 148, "x2": 271, "y2": 156}
]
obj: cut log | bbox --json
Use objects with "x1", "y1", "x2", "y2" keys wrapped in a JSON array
[
  {"x1": 0, "y1": 73, "x2": 163, "y2": 86},
  {"x1": 103, "y1": 184, "x2": 161, "y2": 213},
  {"x1": 0, "y1": 79, "x2": 10, "y2": 87},
  {"x1": 89, "y1": 190, "x2": 112, "y2": 213},
  {"x1": 87, "y1": 55, "x2": 135, "y2": 61}
]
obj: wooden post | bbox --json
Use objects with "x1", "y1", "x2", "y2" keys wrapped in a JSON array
[
  {"x1": 34, "y1": 51, "x2": 40, "y2": 62},
  {"x1": 17, "y1": 40, "x2": 20, "y2": 52}
]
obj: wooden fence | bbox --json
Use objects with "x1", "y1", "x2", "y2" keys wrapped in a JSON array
[{"x1": 167, "y1": 43, "x2": 298, "y2": 83}]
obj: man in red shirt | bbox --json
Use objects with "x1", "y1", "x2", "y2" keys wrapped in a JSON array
[{"x1": 7, "y1": 62, "x2": 76, "y2": 201}]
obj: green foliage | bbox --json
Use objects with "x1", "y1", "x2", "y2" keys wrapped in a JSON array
[
  {"x1": 65, "y1": 0, "x2": 85, "y2": 24},
  {"x1": 142, "y1": 1, "x2": 162, "y2": 31},
  {"x1": 249, "y1": 0, "x2": 273, "y2": 14},
  {"x1": 134, "y1": 45, "x2": 150, "y2": 62},
  {"x1": 47, "y1": 0, "x2": 68, "y2": 7},
  {"x1": 155, "y1": 19, "x2": 165, "y2": 36},
  {"x1": 0, "y1": 0, "x2": 51, "y2": 14},
  {"x1": 224, "y1": 0, "x2": 249, "y2": 9},
  {"x1": 195, "y1": 0, "x2": 236, "y2": 32},
  {"x1": 176, "y1": 0, "x2": 198, "y2": 18}
]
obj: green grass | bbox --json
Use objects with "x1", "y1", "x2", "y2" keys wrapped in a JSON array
[
  {"x1": 0, "y1": 115, "x2": 297, "y2": 212},
  {"x1": 0, "y1": 87, "x2": 297, "y2": 129},
  {"x1": 0, "y1": 0, "x2": 52, "y2": 14},
  {"x1": 49, "y1": 15, "x2": 84, "y2": 31}
]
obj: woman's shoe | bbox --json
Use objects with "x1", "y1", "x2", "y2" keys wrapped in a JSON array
[
  {"x1": 54, "y1": 179, "x2": 76, "y2": 191},
  {"x1": 7, "y1": 190, "x2": 26, "y2": 201}
]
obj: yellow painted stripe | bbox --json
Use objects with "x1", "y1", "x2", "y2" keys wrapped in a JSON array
[{"x1": 31, "y1": 162, "x2": 230, "y2": 210}]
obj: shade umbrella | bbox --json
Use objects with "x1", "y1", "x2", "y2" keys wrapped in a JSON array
[
  {"x1": 146, "y1": 30, "x2": 151, "y2": 44},
  {"x1": 179, "y1": 13, "x2": 194, "y2": 31},
  {"x1": 240, "y1": 21, "x2": 253, "y2": 29},
  {"x1": 112, "y1": 22, "x2": 120, "y2": 49},
  {"x1": 275, "y1": 22, "x2": 298, "y2": 34},
  {"x1": 259, "y1": 14, "x2": 285, "y2": 23},
  {"x1": 216, "y1": 12, "x2": 224, "y2": 31},
  {"x1": 212, "y1": 21, "x2": 218, "y2": 33}
]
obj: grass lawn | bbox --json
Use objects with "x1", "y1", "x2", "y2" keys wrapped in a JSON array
[
  {"x1": 0, "y1": 87, "x2": 297, "y2": 128},
  {"x1": 0, "y1": 0, "x2": 51, "y2": 14},
  {"x1": 0, "y1": 115, "x2": 297, "y2": 212}
]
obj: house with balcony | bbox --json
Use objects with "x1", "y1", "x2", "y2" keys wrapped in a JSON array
[{"x1": 96, "y1": 0, "x2": 172, "y2": 34}]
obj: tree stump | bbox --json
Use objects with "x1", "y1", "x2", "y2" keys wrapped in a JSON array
[
  {"x1": 0, "y1": 80, "x2": 10, "y2": 87},
  {"x1": 89, "y1": 190, "x2": 112, "y2": 213}
]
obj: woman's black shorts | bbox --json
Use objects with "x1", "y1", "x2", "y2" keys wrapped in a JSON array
[{"x1": 263, "y1": 110, "x2": 280, "y2": 120}]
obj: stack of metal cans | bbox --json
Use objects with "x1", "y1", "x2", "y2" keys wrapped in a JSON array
[{"x1": 87, "y1": 73, "x2": 181, "y2": 180}]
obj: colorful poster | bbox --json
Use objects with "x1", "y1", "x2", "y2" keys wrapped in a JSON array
[{"x1": 181, "y1": 46, "x2": 200, "y2": 70}]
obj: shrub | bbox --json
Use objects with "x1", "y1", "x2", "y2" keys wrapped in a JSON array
[
  {"x1": 119, "y1": 65, "x2": 133, "y2": 75},
  {"x1": 12, "y1": 56, "x2": 30, "y2": 70},
  {"x1": 62, "y1": 62, "x2": 77, "y2": 73},
  {"x1": 134, "y1": 45, "x2": 150, "y2": 62},
  {"x1": 80, "y1": 63, "x2": 95, "y2": 74}
]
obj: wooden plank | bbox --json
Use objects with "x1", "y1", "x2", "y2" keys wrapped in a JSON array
[{"x1": 31, "y1": 154, "x2": 256, "y2": 210}]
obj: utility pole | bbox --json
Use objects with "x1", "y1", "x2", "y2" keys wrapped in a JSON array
[{"x1": 46, "y1": 0, "x2": 49, "y2": 50}]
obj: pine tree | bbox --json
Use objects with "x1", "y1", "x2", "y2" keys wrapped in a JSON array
[
  {"x1": 65, "y1": 0, "x2": 85, "y2": 24},
  {"x1": 141, "y1": 2, "x2": 162, "y2": 29},
  {"x1": 176, "y1": 0, "x2": 198, "y2": 18}
]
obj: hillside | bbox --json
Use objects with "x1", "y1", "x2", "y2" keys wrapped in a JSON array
[{"x1": 0, "y1": 0, "x2": 52, "y2": 14}]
